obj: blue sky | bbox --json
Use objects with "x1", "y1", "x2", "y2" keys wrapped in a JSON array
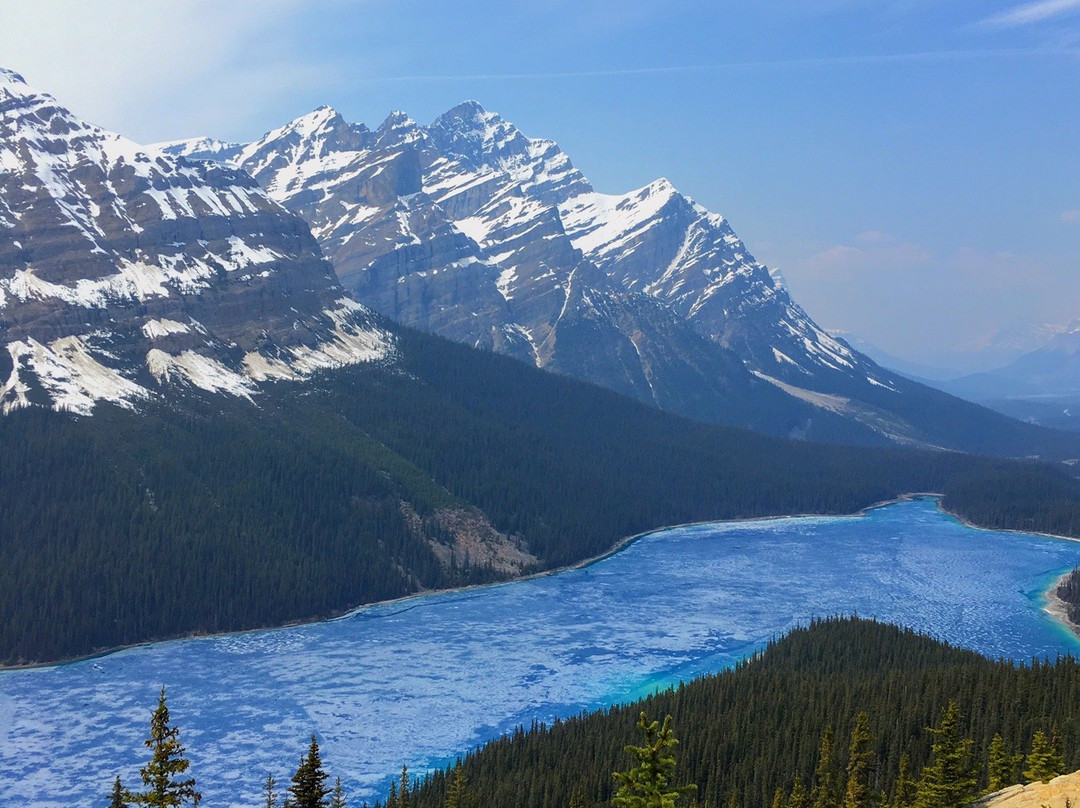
[{"x1": 2, "y1": 1, "x2": 1079, "y2": 370}]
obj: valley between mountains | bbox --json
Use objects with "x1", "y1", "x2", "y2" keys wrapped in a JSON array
[{"x1": 3, "y1": 66, "x2": 1080, "y2": 668}]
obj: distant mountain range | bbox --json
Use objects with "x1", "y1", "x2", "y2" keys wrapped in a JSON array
[
  {"x1": 920, "y1": 325, "x2": 1080, "y2": 432},
  {"x1": 157, "y1": 101, "x2": 1075, "y2": 455},
  {"x1": 6, "y1": 66, "x2": 1080, "y2": 665}
]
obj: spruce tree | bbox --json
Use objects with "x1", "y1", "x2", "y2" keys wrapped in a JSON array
[
  {"x1": 264, "y1": 774, "x2": 280, "y2": 808},
  {"x1": 788, "y1": 777, "x2": 808, "y2": 808},
  {"x1": 445, "y1": 766, "x2": 468, "y2": 808},
  {"x1": 1023, "y1": 730, "x2": 1065, "y2": 784},
  {"x1": 914, "y1": 701, "x2": 977, "y2": 808},
  {"x1": 108, "y1": 776, "x2": 128, "y2": 808},
  {"x1": 986, "y1": 734, "x2": 1021, "y2": 793},
  {"x1": 811, "y1": 727, "x2": 839, "y2": 808},
  {"x1": 129, "y1": 687, "x2": 201, "y2": 807},
  {"x1": 841, "y1": 713, "x2": 875, "y2": 808},
  {"x1": 399, "y1": 765, "x2": 411, "y2": 808},
  {"x1": 330, "y1": 777, "x2": 347, "y2": 808},
  {"x1": 612, "y1": 712, "x2": 696, "y2": 808},
  {"x1": 289, "y1": 735, "x2": 331, "y2": 808},
  {"x1": 890, "y1": 754, "x2": 916, "y2": 808}
]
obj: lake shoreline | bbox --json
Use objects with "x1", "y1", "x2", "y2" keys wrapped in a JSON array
[
  {"x1": 4, "y1": 491, "x2": 1072, "y2": 673},
  {"x1": 1043, "y1": 571, "x2": 1080, "y2": 640}
]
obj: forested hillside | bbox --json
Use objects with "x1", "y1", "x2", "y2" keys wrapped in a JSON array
[
  {"x1": 410, "y1": 618, "x2": 1080, "y2": 808},
  {"x1": 4, "y1": 328, "x2": 1080, "y2": 665}
]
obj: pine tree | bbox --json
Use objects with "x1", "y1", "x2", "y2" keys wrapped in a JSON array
[
  {"x1": 445, "y1": 766, "x2": 468, "y2": 808},
  {"x1": 128, "y1": 687, "x2": 201, "y2": 807},
  {"x1": 399, "y1": 766, "x2": 411, "y2": 808},
  {"x1": 841, "y1": 713, "x2": 875, "y2": 808},
  {"x1": 1023, "y1": 730, "x2": 1065, "y2": 784},
  {"x1": 612, "y1": 712, "x2": 696, "y2": 808},
  {"x1": 264, "y1": 774, "x2": 280, "y2": 808},
  {"x1": 330, "y1": 777, "x2": 347, "y2": 808},
  {"x1": 890, "y1": 754, "x2": 916, "y2": 808},
  {"x1": 914, "y1": 701, "x2": 977, "y2": 808},
  {"x1": 289, "y1": 735, "x2": 331, "y2": 808},
  {"x1": 773, "y1": 788, "x2": 787, "y2": 808},
  {"x1": 108, "y1": 776, "x2": 128, "y2": 808},
  {"x1": 811, "y1": 727, "x2": 839, "y2": 808},
  {"x1": 986, "y1": 734, "x2": 1021, "y2": 793},
  {"x1": 387, "y1": 779, "x2": 398, "y2": 808},
  {"x1": 789, "y1": 776, "x2": 808, "y2": 808}
]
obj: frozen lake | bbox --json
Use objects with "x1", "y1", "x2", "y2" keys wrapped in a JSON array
[{"x1": 2, "y1": 497, "x2": 1080, "y2": 807}]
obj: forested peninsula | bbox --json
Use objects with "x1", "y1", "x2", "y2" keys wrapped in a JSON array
[
  {"x1": 105, "y1": 618, "x2": 1080, "y2": 808},
  {"x1": 409, "y1": 618, "x2": 1080, "y2": 808}
]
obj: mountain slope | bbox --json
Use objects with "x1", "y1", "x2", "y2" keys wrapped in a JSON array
[
  {"x1": 6, "y1": 70, "x2": 1080, "y2": 666},
  {"x1": 8, "y1": 325, "x2": 1080, "y2": 665},
  {"x1": 163, "y1": 102, "x2": 1080, "y2": 455},
  {"x1": 0, "y1": 68, "x2": 391, "y2": 416}
]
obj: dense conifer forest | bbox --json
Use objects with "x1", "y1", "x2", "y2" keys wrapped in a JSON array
[
  {"x1": 409, "y1": 618, "x2": 1080, "y2": 808},
  {"x1": 4, "y1": 328, "x2": 1080, "y2": 664},
  {"x1": 106, "y1": 619, "x2": 1080, "y2": 808}
]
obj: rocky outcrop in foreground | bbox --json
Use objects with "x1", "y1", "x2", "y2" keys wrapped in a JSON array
[{"x1": 972, "y1": 771, "x2": 1080, "y2": 808}]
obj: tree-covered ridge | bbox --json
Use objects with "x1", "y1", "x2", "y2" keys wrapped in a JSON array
[
  {"x1": 5, "y1": 327, "x2": 1080, "y2": 665},
  {"x1": 409, "y1": 618, "x2": 1080, "y2": 808}
]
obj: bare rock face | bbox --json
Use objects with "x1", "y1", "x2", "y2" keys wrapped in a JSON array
[
  {"x1": 0, "y1": 68, "x2": 392, "y2": 414},
  {"x1": 970, "y1": 770, "x2": 1080, "y2": 808}
]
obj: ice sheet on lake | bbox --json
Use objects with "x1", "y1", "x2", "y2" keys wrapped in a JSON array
[{"x1": 2, "y1": 498, "x2": 1080, "y2": 807}]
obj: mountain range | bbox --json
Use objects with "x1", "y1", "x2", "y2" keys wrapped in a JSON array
[
  {"x1": 0, "y1": 67, "x2": 391, "y2": 416},
  {"x1": 5, "y1": 66, "x2": 1080, "y2": 665},
  {"x1": 158, "y1": 101, "x2": 1075, "y2": 455}
]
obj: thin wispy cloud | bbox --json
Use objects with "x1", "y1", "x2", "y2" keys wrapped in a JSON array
[
  {"x1": 355, "y1": 48, "x2": 1078, "y2": 84},
  {"x1": 983, "y1": 0, "x2": 1080, "y2": 28}
]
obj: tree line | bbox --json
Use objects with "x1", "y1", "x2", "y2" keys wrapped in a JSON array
[{"x1": 6, "y1": 326, "x2": 1080, "y2": 664}]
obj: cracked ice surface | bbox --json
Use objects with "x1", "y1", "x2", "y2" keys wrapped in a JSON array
[{"x1": 3, "y1": 498, "x2": 1080, "y2": 807}]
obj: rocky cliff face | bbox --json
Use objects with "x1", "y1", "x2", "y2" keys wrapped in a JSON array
[
  {"x1": 160, "y1": 100, "x2": 1076, "y2": 453},
  {"x1": 0, "y1": 69, "x2": 392, "y2": 415},
  {"x1": 164, "y1": 102, "x2": 893, "y2": 439}
]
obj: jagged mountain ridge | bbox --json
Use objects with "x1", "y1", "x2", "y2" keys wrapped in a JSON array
[
  {"x1": 0, "y1": 68, "x2": 392, "y2": 415},
  {"x1": 162, "y1": 101, "x2": 1075, "y2": 453}
]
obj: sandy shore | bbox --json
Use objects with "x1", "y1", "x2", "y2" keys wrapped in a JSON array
[{"x1": 1044, "y1": 571, "x2": 1080, "y2": 640}]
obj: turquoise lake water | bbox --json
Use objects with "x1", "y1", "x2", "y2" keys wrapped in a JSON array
[{"x1": 2, "y1": 497, "x2": 1080, "y2": 807}]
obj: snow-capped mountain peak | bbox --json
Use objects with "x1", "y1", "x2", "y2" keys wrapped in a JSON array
[
  {"x1": 0, "y1": 69, "x2": 392, "y2": 416},
  {"x1": 374, "y1": 110, "x2": 426, "y2": 150}
]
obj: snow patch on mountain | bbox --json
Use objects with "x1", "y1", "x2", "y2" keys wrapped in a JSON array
[
  {"x1": 243, "y1": 298, "x2": 394, "y2": 382},
  {"x1": 147, "y1": 349, "x2": 258, "y2": 399},
  {"x1": 0, "y1": 69, "x2": 397, "y2": 416},
  {"x1": 141, "y1": 319, "x2": 192, "y2": 340},
  {"x1": 2, "y1": 336, "x2": 149, "y2": 415}
]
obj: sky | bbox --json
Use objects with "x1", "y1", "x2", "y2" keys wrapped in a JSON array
[{"x1": 1, "y1": 0, "x2": 1079, "y2": 371}]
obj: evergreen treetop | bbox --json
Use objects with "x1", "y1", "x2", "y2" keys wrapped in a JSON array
[
  {"x1": 289, "y1": 735, "x2": 331, "y2": 808},
  {"x1": 1023, "y1": 729, "x2": 1065, "y2": 784},
  {"x1": 108, "y1": 776, "x2": 128, "y2": 808},
  {"x1": 128, "y1": 687, "x2": 201, "y2": 808},
  {"x1": 914, "y1": 701, "x2": 977, "y2": 808},
  {"x1": 612, "y1": 712, "x2": 696, "y2": 808},
  {"x1": 841, "y1": 713, "x2": 875, "y2": 808}
]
